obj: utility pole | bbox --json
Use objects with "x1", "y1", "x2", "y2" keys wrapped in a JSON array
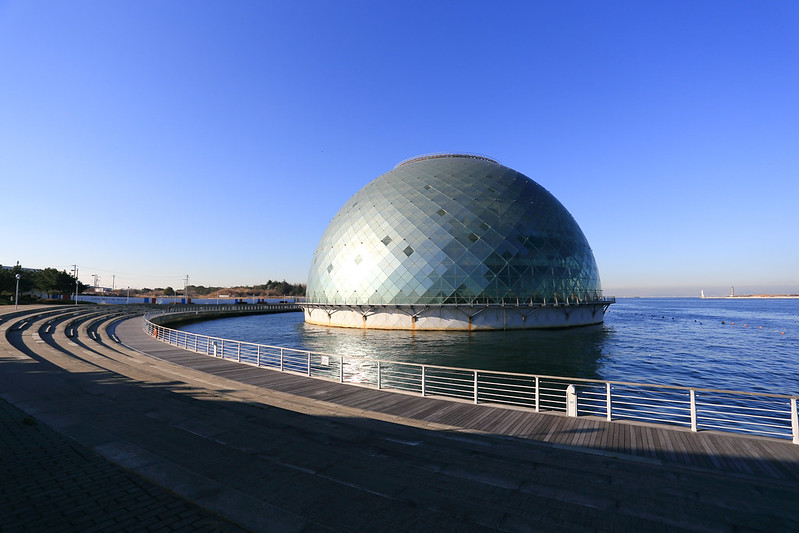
[
  {"x1": 184, "y1": 274, "x2": 189, "y2": 303},
  {"x1": 112, "y1": 274, "x2": 115, "y2": 291}
]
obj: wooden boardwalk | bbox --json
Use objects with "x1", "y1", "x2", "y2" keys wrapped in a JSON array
[{"x1": 115, "y1": 316, "x2": 799, "y2": 484}]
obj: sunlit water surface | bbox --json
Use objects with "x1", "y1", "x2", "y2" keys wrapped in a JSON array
[{"x1": 179, "y1": 298, "x2": 799, "y2": 394}]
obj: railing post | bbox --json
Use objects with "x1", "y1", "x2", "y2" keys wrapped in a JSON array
[
  {"x1": 421, "y1": 365, "x2": 426, "y2": 397},
  {"x1": 280, "y1": 348, "x2": 284, "y2": 371},
  {"x1": 339, "y1": 356, "x2": 344, "y2": 383},
  {"x1": 566, "y1": 385, "x2": 578, "y2": 417},
  {"x1": 474, "y1": 371, "x2": 478, "y2": 405},
  {"x1": 606, "y1": 382, "x2": 612, "y2": 421},
  {"x1": 307, "y1": 352, "x2": 311, "y2": 376},
  {"x1": 690, "y1": 389, "x2": 697, "y2": 432},
  {"x1": 377, "y1": 361, "x2": 382, "y2": 389},
  {"x1": 221, "y1": 339, "x2": 225, "y2": 359},
  {"x1": 257, "y1": 345, "x2": 261, "y2": 366},
  {"x1": 791, "y1": 398, "x2": 799, "y2": 445},
  {"x1": 535, "y1": 376, "x2": 540, "y2": 412},
  {"x1": 237, "y1": 342, "x2": 241, "y2": 362},
  {"x1": 194, "y1": 335, "x2": 198, "y2": 352}
]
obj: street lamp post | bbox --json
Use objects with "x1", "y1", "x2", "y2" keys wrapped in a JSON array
[{"x1": 14, "y1": 273, "x2": 20, "y2": 310}]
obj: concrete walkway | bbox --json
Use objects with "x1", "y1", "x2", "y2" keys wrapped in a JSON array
[{"x1": 1, "y1": 305, "x2": 798, "y2": 532}]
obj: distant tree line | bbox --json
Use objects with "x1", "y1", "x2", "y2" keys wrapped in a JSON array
[
  {"x1": 1, "y1": 264, "x2": 305, "y2": 302},
  {"x1": 131, "y1": 279, "x2": 306, "y2": 298},
  {"x1": 0, "y1": 264, "x2": 86, "y2": 303},
  {"x1": 252, "y1": 279, "x2": 306, "y2": 297}
]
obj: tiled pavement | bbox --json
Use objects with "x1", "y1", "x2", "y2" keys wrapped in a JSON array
[{"x1": 0, "y1": 395, "x2": 246, "y2": 533}]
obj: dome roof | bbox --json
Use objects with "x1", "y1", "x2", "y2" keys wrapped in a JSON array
[{"x1": 306, "y1": 154, "x2": 603, "y2": 306}]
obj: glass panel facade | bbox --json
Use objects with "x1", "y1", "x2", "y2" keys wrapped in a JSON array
[{"x1": 306, "y1": 154, "x2": 603, "y2": 306}]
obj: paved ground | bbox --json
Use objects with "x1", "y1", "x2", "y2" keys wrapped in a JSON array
[
  {"x1": 0, "y1": 396, "x2": 246, "y2": 532},
  {"x1": 1, "y1": 305, "x2": 798, "y2": 532}
]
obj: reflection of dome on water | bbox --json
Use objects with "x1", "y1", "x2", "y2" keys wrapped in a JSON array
[{"x1": 302, "y1": 154, "x2": 613, "y2": 330}]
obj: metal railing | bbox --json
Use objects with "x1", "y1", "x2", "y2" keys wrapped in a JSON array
[
  {"x1": 143, "y1": 310, "x2": 799, "y2": 444},
  {"x1": 302, "y1": 292, "x2": 614, "y2": 307}
]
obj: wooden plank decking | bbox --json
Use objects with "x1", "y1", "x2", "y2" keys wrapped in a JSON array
[{"x1": 116, "y1": 316, "x2": 799, "y2": 484}]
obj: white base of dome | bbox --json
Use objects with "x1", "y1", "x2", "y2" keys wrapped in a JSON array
[{"x1": 301, "y1": 302, "x2": 611, "y2": 331}]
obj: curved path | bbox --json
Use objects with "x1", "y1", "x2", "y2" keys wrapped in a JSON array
[{"x1": 1, "y1": 305, "x2": 798, "y2": 532}]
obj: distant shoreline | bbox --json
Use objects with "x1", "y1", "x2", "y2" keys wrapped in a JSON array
[{"x1": 700, "y1": 294, "x2": 799, "y2": 300}]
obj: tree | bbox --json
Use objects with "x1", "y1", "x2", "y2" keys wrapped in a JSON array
[
  {"x1": 31, "y1": 268, "x2": 84, "y2": 298},
  {"x1": 0, "y1": 266, "x2": 13, "y2": 295},
  {"x1": 57, "y1": 270, "x2": 83, "y2": 296},
  {"x1": 163, "y1": 286, "x2": 175, "y2": 296},
  {"x1": 11, "y1": 264, "x2": 32, "y2": 294},
  {"x1": 33, "y1": 268, "x2": 59, "y2": 296}
]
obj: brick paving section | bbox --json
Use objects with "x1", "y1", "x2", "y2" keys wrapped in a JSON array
[{"x1": 0, "y1": 397, "x2": 245, "y2": 533}]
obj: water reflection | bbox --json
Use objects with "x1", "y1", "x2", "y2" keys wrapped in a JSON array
[{"x1": 299, "y1": 321, "x2": 608, "y2": 379}]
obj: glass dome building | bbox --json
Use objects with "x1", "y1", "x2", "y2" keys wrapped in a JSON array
[{"x1": 302, "y1": 154, "x2": 613, "y2": 330}]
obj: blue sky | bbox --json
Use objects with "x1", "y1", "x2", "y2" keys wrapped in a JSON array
[{"x1": 2, "y1": 1, "x2": 797, "y2": 297}]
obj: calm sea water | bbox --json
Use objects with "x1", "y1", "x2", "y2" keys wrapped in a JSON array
[{"x1": 178, "y1": 298, "x2": 799, "y2": 395}]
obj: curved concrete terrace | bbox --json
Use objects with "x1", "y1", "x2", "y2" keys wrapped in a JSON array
[{"x1": 2, "y1": 304, "x2": 798, "y2": 531}]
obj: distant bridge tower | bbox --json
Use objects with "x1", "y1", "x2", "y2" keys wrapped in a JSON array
[{"x1": 730, "y1": 286, "x2": 735, "y2": 297}]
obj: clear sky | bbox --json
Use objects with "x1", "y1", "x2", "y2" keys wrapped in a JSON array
[{"x1": 2, "y1": 1, "x2": 797, "y2": 297}]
